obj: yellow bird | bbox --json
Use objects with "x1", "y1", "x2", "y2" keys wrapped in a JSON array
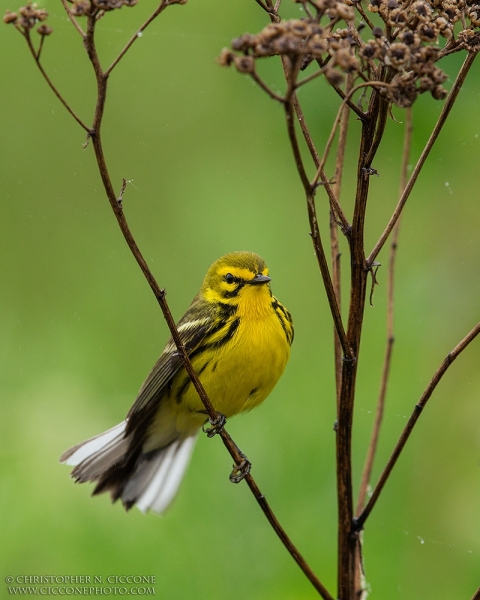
[{"x1": 61, "y1": 251, "x2": 293, "y2": 513}]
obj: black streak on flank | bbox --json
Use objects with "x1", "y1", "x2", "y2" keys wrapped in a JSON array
[
  {"x1": 249, "y1": 388, "x2": 257, "y2": 396},
  {"x1": 197, "y1": 362, "x2": 209, "y2": 376},
  {"x1": 272, "y1": 300, "x2": 293, "y2": 345},
  {"x1": 214, "y1": 318, "x2": 240, "y2": 348},
  {"x1": 188, "y1": 318, "x2": 241, "y2": 363},
  {"x1": 176, "y1": 362, "x2": 209, "y2": 404}
]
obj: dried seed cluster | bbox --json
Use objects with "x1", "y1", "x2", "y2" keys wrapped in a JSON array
[
  {"x1": 70, "y1": 0, "x2": 138, "y2": 15},
  {"x1": 361, "y1": 0, "x2": 480, "y2": 106},
  {"x1": 3, "y1": 2, "x2": 51, "y2": 35},
  {"x1": 221, "y1": 0, "x2": 480, "y2": 108},
  {"x1": 219, "y1": 2, "x2": 360, "y2": 85}
]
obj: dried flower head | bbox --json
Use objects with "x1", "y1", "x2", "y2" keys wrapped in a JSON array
[
  {"x1": 37, "y1": 23, "x2": 52, "y2": 35},
  {"x1": 70, "y1": 0, "x2": 91, "y2": 16},
  {"x1": 3, "y1": 10, "x2": 18, "y2": 24},
  {"x1": 458, "y1": 28, "x2": 480, "y2": 51},
  {"x1": 468, "y1": 5, "x2": 480, "y2": 27},
  {"x1": 91, "y1": 0, "x2": 138, "y2": 11}
]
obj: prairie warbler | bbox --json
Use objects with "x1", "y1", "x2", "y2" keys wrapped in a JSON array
[{"x1": 61, "y1": 251, "x2": 293, "y2": 513}]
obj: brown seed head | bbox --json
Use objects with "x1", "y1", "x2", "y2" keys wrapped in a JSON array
[
  {"x1": 217, "y1": 48, "x2": 235, "y2": 67},
  {"x1": 234, "y1": 55, "x2": 255, "y2": 74},
  {"x1": 70, "y1": 0, "x2": 91, "y2": 16},
  {"x1": 37, "y1": 23, "x2": 52, "y2": 35},
  {"x1": 3, "y1": 10, "x2": 18, "y2": 23}
]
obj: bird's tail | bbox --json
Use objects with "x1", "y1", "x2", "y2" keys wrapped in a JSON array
[{"x1": 60, "y1": 422, "x2": 198, "y2": 514}]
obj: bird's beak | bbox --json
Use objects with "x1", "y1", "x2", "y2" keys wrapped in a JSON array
[{"x1": 248, "y1": 273, "x2": 271, "y2": 285}]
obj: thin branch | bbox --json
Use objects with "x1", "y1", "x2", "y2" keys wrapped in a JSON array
[
  {"x1": 284, "y1": 96, "x2": 352, "y2": 359},
  {"x1": 331, "y1": 73, "x2": 352, "y2": 408},
  {"x1": 36, "y1": 33, "x2": 46, "y2": 60},
  {"x1": 336, "y1": 79, "x2": 389, "y2": 600},
  {"x1": 356, "y1": 322, "x2": 480, "y2": 529},
  {"x1": 311, "y1": 81, "x2": 390, "y2": 191},
  {"x1": 289, "y1": 90, "x2": 351, "y2": 235},
  {"x1": 296, "y1": 65, "x2": 328, "y2": 88},
  {"x1": 104, "y1": 0, "x2": 168, "y2": 77},
  {"x1": 282, "y1": 79, "x2": 311, "y2": 191},
  {"x1": 320, "y1": 173, "x2": 351, "y2": 235},
  {"x1": 356, "y1": 106, "x2": 412, "y2": 516},
  {"x1": 470, "y1": 585, "x2": 480, "y2": 600},
  {"x1": 354, "y1": 2, "x2": 375, "y2": 30},
  {"x1": 330, "y1": 82, "x2": 367, "y2": 120},
  {"x1": 250, "y1": 69, "x2": 285, "y2": 102},
  {"x1": 60, "y1": 0, "x2": 86, "y2": 37},
  {"x1": 292, "y1": 94, "x2": 320, "y2": 166},
  {"x1": 23, "y1": 32, "x2": 90, "y2": 132},
  {"x1": 254, "y1": 0, "x2": 277, "y2": 17},
  {"x1": 367, "y1": 50, "x2": 479, "y2": 265}
]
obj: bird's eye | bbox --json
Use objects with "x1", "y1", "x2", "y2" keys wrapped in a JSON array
[{"x1": 225, "y1": 273, "x2": 235, "y2": 284}]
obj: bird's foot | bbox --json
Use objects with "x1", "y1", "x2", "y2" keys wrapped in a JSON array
[
  {"x1": 229, "y1": 454, "x2": 251, "y2": 483},
  {"x1": 202, "y1": 412, "x2": 227, "y2": 438}
]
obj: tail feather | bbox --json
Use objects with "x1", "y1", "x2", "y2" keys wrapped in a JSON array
[
  {"x1": 60, "y1": 421, "x2": 198, "y2": 514},
  {"x1": 129, "y1": 436, "x2": 197, "y2": 514},
  {"x1": 60, "y1": 421, "x2": 129, "y2": 481}
]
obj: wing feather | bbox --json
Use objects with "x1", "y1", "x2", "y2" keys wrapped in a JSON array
[{"x1": 125, "y1": 297, "x2": 216, "y2": 432}]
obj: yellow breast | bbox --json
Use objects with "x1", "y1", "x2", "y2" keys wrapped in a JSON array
[
  {"x1": 189, "y1": 305, "x2": 291, "y2": 417},
  {"x1": 144, "y1": 282, "x2": 292, "y2": 451}
]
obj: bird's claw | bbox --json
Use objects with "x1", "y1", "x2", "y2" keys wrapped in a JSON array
[
  {"x1": 229, "y1": 457, "x2": 251, "y2": 483},
  {"x1": 202, "y1": 413, "x2": 227, "y2": 438}
]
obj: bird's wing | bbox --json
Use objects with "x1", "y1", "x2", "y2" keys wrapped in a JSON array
[{"x1": 125, "y1": 296, "x2": 216, "y2": 432}]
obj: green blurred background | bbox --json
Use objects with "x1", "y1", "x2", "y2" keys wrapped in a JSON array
[{"x1": 1, "y1": 1, "x2": 480, "y2": 598}]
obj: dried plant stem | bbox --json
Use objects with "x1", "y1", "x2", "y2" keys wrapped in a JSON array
[
  {"x1": 331, "y1": 74, "x2": 351, "y2": 407},
  {"x1": 311, "y1": 80, "x2": 391, "y2": 192},
  {"x1": 354, "y1": 2, "x2": 375, "y2": 30},
  {"x1": 23, "y1": 32, "x2": 89, "y2": 132},
  {"x1": 104, "y1": 0, "x2": 168, "y2": 77},
  {"x1": 356, "y1": 322, "x2": 480, "y2": 530},
  {"x1": 330, "y1": 83, "x2": 368, "y2": 120},
  {"x1": 289, "y1": 93, "x2": 351, "y2": 233},
  {"x1": 284, "y1": 97, "x2": 351, "y2": 359},
  {"x1": 292, "y1": 95, "x2": 320, "y2": 165},
  {"x1": 470, "y1": 585, "x2": 480, "y2": 600},
  {"x1": 60, "y1": 0, "x2": 85, "y2": 37},
  {"x1": 336, "y1": 83, "x2": 388, "y2": 600},
  {"x1": 356, "y1": 106, "x2": 412, "y2": 515},
  {"x1": 368, "y1": 50, "x2": 479, "y2": 265},
  {"x1": 250, "y1": 69, "x2": 285, "y2": 102}
]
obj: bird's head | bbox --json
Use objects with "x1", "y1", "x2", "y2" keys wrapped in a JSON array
[{"x1": 201, "y1": 251, "x2": 272, "y2": 308}]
